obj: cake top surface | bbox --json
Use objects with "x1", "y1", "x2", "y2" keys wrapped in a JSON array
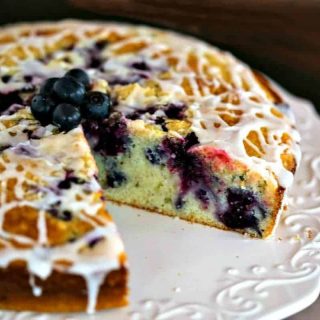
[{"x1": 0, "y1": 20, "x2": 300, "y2": 189}]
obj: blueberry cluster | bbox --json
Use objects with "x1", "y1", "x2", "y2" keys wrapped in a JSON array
[{"x1": 31, "y1": 69, "x2": 111, "y2": 131}]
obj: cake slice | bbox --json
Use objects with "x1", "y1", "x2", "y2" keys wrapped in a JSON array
[
  {"x1": 0, "y1": 108, "x2": 128, "y2": 313},
  {"x1": 76, "y1": 22, "x2": 300, "y2": 238}
]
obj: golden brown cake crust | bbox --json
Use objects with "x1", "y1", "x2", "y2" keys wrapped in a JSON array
[{"x1": 0, "y1": 262, "x2": 128, "y2": 312}]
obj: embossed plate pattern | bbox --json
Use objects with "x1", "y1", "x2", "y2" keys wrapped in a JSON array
[{"x1": 0, "y1": 89, "x2": 319, "y2": 320}]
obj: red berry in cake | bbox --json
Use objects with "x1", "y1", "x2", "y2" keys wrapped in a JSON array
[
  {"x1": 81, "y1": 91, "x2": 111, "y2": 120},
  {"x1": 31, "y1": 94, "x2": 56, "y2": 125},
  {"x1": 52, "y1": 103, "x2": 81, "y2": 131},
  {"x1": 65, "y1": 68, "x2": 90, "y2": 89},
  {"x1": 53, "y1": 76, "x2": 86, "y2": 105}
]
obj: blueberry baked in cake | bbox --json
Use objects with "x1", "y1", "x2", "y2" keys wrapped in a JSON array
[{"x1": 0, "y1": 20, "x2": 300, "y2": 312}]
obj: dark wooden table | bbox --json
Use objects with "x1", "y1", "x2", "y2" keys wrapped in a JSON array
[{"x1": 1, "y1": 0, "x2": 319, "y2": 112}]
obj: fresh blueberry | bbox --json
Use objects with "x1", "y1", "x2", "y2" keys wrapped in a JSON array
[
  {"x1": 40, "y1": 77, "x2": 59, "y2": 96},
  {"x1": 81, "y1": 91, "x2": 111, "y2": 120},
  {"x1": 53, "y1": 76, "x2": 86, "y2": 104},
  {"x1": 65, "y1": 68, "x2": 90, "y2": 89},
  {"x1": 52, "y1": 103, "x2": 81, "y2": 131},
  {"x1": 31, "y1": 94, "x2": 56, "y2": 125}
]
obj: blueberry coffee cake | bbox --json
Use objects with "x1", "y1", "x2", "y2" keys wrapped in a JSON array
[{"x1": 0, "y1": 20, "x2": 300, "y2": 312}]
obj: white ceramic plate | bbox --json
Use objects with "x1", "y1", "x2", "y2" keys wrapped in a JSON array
[{"x1": 1, "y1": 89, "x2": 320, "y2": 320}]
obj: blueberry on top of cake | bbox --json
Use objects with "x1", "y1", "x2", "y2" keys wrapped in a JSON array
[{"x1": 0, "y1": 20, "x2": 300, "y2": 312}]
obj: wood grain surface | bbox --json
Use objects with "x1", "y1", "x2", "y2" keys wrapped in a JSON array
[{"x1": 0, "y1": 0, "x2": 319, "y2": 111}]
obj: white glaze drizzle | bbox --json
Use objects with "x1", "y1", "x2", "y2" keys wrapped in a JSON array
[
  {"x1": 84, "y1": 272, "x2": 106, "y2": 314},
  {"x1": 29, "y1": 274, "x2": 42, "y2": 297}
]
